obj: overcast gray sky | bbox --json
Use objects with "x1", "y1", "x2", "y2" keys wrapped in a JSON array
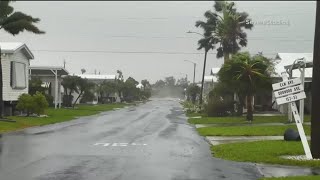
[{"x1": 0, "y1": 1, "x2": 316, "y2": 83}]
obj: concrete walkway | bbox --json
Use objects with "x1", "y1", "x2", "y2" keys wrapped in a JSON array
[{"x1": 205, "y1": 136, "x2": 311, "y2": 146}]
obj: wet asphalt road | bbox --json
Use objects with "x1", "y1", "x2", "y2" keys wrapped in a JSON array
[{"x1": 0, "y1": 98, "x2": 261, "y2": 180}]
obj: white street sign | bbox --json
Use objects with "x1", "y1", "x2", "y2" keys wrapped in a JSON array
[
  {"x1": 272, "y1": 72, "x2": 312, "y2": 159},
  {"x1": 272, "y1": 78, "x2": 301, "y2": 91},
  {"x1": 275, "y1": 91, "x2": 306, "y2": 105},
  {"x1": 274, "y1": 84, "x2": 304, "y2": 98}
]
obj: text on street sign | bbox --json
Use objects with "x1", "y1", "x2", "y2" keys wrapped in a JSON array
[
  {"x1": 272, "y1": 78, "x2": 301, "y2": 91},
  {"x1": 276, "y1": 91, "x2": 306, "y2": 105},
  {"x1": 274, "y1": 84, "x2": 304, "y2": 98}
]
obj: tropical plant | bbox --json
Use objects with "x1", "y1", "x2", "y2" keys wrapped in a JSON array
[
  {"x1": 72, "y1": 78, "x2": 94, "y2": 107},
  {"x1": 196, "y1": 1, "x2": 253, "y2": 63},
  {"x1": 61, "y1": 75, "x2": 80, "y2": 107},
  {"x1": 218, "y1": 52, "x2": 273, "y2": 121},
  {"x1": 0, "y1": 1, "x2": 45, "y2": 117}
]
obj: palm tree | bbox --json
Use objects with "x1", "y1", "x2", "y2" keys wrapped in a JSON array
[
  {"x1": 218, "y1": 52, "x2": 272, "y2": 121},
  {"x1": 0, "y1": 1, "x2": 44, "y2": 117},
  {"x1": 193, "y1": 32, "x2": 216, "y2": 106},
  {"x1": 196, "y1": 1, "x2": 253, "y2": 63}
]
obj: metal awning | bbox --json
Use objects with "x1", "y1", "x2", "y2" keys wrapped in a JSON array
[
  {"x1": 29, "y1": 66, "x2": 69, "y2": 109},
  {"x1": 29, "y1": 66, "x2": 69, "y2": 76}
]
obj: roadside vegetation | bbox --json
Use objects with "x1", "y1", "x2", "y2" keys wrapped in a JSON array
[
  {"x1": 0, "y1": 103, "x2": 129, "y2": 133},
  {"x1": 182, "y1": 1, "x2": 318, "y2": 176}
]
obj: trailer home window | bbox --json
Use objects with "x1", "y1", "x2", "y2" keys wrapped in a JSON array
[{"x1": 10, "y1": 61, "x2": 26, "y2": 89}]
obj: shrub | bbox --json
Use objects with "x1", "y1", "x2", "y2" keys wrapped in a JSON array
[
  {"x1": 16, "y1": 93, "x2": 34, "y2": 116},
  {"x1": 16, "y1": 92, "x2": 49, "y2": 116},
  {"x1": 33, "y1": 92, "x2": 49, "y2": 115},
  {"x1": 44, "y1": 94, "x2": 54, "y2": 107},
  {"x1": 205, "y1": 97, "x2": 235, "y2": 117}
]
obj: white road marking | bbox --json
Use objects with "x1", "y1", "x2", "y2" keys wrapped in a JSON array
[
  {"x1": 93, "y1": 142, "x2": 147, "y2": 147},
  {"x1": 112, "y1": 143, "x2": 128, "y2": 147}
]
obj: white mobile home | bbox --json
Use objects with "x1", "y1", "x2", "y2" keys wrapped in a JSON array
[{"x1": 0, "y1": 42, "x2": 34, "y2": 115}]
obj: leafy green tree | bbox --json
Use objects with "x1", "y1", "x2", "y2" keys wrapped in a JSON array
[
  {"x1": 165, "y1": 76, "x2": 176, "y2": 87},
  {"x1": 196, "y1": 1, "x2": 253, "y2": 63},
  {"x1": 72, "y1": 78, "x2": 94, "y2": 107},
  {"x1": 122, "y1": 77, "x2": 140, "y2": 102},
  {"x1": 218, "y1": 52, "x2": 272, "y2": 121},
  {"x1": 176, "y1": 77, "x2": 189, "y2": 89},
  {"x1": 153, "y1": 80, "x2": 165, "y2": 88},
  {"x1": 29, "y1": 77, "x2": 47, "y2": 95},
  {"x1": 16, "y1": 93, "x2": 34, "y2": 116},
  {"x1": 187, "y1": 84, "x2": 201, "y2": 104},
  {"x1": 141, "y1": 79, "x2": 151, "y2": 91},
  {"x1": 32, "y1": 92, "x2": 48, "y2": 115},
  {"x1": 61, "y1": 75, "x2": 80, "y2": 107},
  {"x1": 0, "y1": 1, "x2": 45, "y2": 117}
]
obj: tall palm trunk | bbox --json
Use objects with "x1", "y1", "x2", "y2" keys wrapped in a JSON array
[
  {"x1": 0, "y1": 47, "x2": 3, "y2": 118},
  {"x1": 311, "y1": 0, "x2": 320, "y2": 158},
  {"x1": 199, "y1": 49, "x2": 208, "y2": 106},
  {"x1": 246, "y1": 95, "x2": 253, "y2": 122}
]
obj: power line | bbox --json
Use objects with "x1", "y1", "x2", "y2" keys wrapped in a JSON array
[
  {"x1": 31, "y1": 50, "x2": 211, "y2": 55},
  {"x1": 31, "y1": 49, "x2": 278, "y2": 56}
]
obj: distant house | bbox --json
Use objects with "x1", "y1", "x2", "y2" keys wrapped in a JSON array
[
  {"x1": 0, "y1": 42, "x2": 34, "y2": 115},
  {"x1": 29, "y1": 66, "x2": 69, "y2": 108},
  {"x1": 73, "y1": 74, "x2": 120, "y2": 104}
]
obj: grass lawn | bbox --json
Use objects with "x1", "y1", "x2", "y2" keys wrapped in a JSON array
[
  {"x1": 260, "y1": 176, "x2": 320, "y2": 180},
  {"x1": 212, "y1": 140, "x2": 320, "y2": 167},
  {"x1": 197, "y1": 125, "x2": 311, "y2": 136},
  {"x1": 0, "y1": 103, "x2": 129, "y2": 133},
  {"x1": 189, "y1": 115, "x2": 311, "y2": 124}
]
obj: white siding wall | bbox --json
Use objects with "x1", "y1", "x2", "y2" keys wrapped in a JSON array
[{"x1": 3, "y1": 51, "x2": 29, "y2": 101}]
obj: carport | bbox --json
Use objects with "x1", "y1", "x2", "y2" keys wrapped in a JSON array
[{"x1": 29, "y1": 66, "x2": 69, "y2": 109}]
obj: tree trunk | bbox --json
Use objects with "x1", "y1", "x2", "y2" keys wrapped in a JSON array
[
  {"x1": 0, "y1": 47, "x2": 3, "y2": 118},
  {"x1": 72, "y1": 91, "x2": 83, "y2": 108},
  {"x1": 246, "y1": 95, "x2": 253, "y2": 122},
  {"x1": 223, "y1": 52, "x2": 230, "y2": 63},
  {"x1": 311, "y1": 0, "x2": 320, "y2": 158}
]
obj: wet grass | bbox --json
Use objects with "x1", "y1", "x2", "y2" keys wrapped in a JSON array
[
  {"x1": 260, "y1": 175, "x2": 320, "y2": 180},
  {"x1": 0, "y1": 103, "x2": 129, "y2": 133},
  {"x1": 197, "y1": 125, "x2": 311, "y2": 136},
  {"x1": 212, "y1": 140, "x2": 320, "y2": 168},
  {"x1": 188, "y1": 115, "x2": 311, "y2": 124}
]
